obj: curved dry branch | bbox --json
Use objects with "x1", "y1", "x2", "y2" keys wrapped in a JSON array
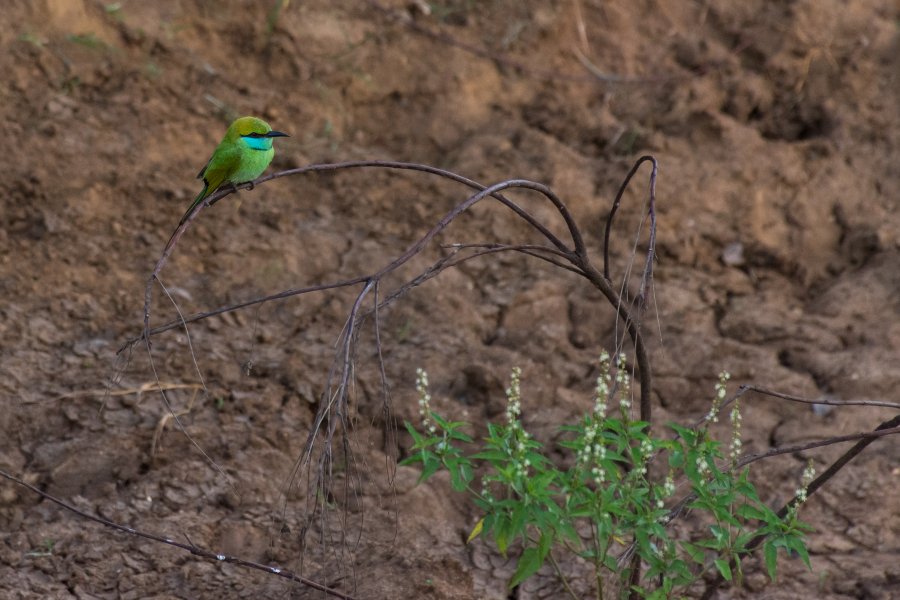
[
  {"x1": 0, "y1": 467, "x2": 357, "y2": 600},
  {"x1": 124, "y1": 158, "x2": 661, "y2": 591},
  {"x1": 593, "y1": 155, "x2": 659, "y2": 425},
  {"x1": 736, "y1": 424, "x2": 900, "y2": 468},
  {"x1": 578, "y1": 260, "x2": 653, "y2": 425},
  {"x1": 726, "y1": 384, "x2": 900, "y2": 412},
  {"x1": 129, "y1": 160, "x2": 657, "y2": 426},
  {"x1": 124, "y1": 159, "x2": 660, "y2": 453},
  {"x1": 123, "y1": 278, "x2": 370, "y2": 350},
  {"x1": 134, "y1": 160, "x2": 585, "y2": 353},
  {"x1": 251, "y1": 161, "x2": 578, "y2": 255},
  {"x1": 358, "y1": 243, "x2": 585, "y2": 332},
  {"x1": 637, "y1": 159, "x2": 658, "y2": 308},
  {"x1": 603, "y1": 155, "x2": 658, "y2": 282}
]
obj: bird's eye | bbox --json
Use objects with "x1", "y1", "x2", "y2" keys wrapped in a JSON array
[{"x1": 243, "y1": 132, "x2": 266, "y2": 138}]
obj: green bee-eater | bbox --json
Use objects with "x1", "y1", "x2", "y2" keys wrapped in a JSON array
[{"x1": 179, "y1": 116, "x2": 289, "y2": 224}]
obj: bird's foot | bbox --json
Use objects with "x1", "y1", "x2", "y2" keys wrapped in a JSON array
[
  {"x1": 246, "y1": 180, "x2": 255, "y2": 191},
  {"x1": 229, "y1": 182, "x2": 240, "y2": 194}
]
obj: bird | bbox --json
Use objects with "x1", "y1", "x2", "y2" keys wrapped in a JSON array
[{"x1": 179, "y1": 116, "x2": 289, "y2": 225}]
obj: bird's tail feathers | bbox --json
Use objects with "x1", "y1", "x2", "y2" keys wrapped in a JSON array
[{"x1": 178, "y1": 185, "x2": 209, "y2": 226}]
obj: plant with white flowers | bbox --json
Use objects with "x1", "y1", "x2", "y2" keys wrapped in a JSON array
[{"x1": 402, "y1": 361, "x2": 813, "y2": 598}]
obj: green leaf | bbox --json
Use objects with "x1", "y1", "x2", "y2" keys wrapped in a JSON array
[
  {"x1": 509, "y1": 546, "x2": 544, "y2": 588},
  {"x1": 714, "y1": 558, "x2": 733, "y2": 581},
  {"x1": 680, "y1": 541, "x2": 706, "y2": 564},
  {"x1": 538, "y1": 531, "x2": 553, "y2": 560},
  {"x1": 569, "y1": 506, "x2": 594, "y2": 518},
  {"x1": 733, "y1": 531, "x2": 755, "y2": 553},
  {"x1": 495, "y1": 515, "x2": 511, "y2": 556},
  {"x1": 557, "y1": 520, "x2": 580, "y2": 544},
  {"x1": 524, "y1": 451, "x2": 549, "y2": 467},
  {"x1": 467, "y1": 518, "x2": 484, "y2": 544},
  {"x1": 473, "y1": 495, "x2": 493, "y2": 512},
  {"x1": 628, "y1": 421, "x2": 651, "y2": 435},
  {"x1": 770, "y1": 537, "x2": 790, "y2": 550},
  {"x1": 647, "y1": 522, "x2": 669, "y2": 541},
  {"x1": 763, "y1": 541, "x2": 778, "y2": 581},
  {"x1": 460, "y1": 461, "x2": 474, "y2": 487},
  {"x1": 669, "y1": 558, "x2": 693, "y2": 585},
  {"x1": 709, "y1": 525, "x2": 729, "y2": 545},
  {"x1": 448, "y1": 460, "x2": 467, "y2": 492},
  {"x1": 601, "y1": 449, "x2": 628, "y2": 463},
  {"x1": 604, "y1": 419, "x2": 626, "y2": 435},
  {"x1": 404, "y1": 421, "x2": 424, "y2": 445},
  {"x1": 668, "y1": 422, "x2": 696, "y2": 445},
  {"x1": 644, "y1": 562, "x2": 663, "y2": 581},
  {"x1": 481, "y1": 512, "x2": 497, "y2": 535},
  {"x1": 448, "y1": 429, "x2": 473, "y2": 443},
  {"x1": 694, "y1": 538, "x2": 722, "y2": 550},
  {"x1": 719, "y1": 511, "x2": 742, "y2": 528},
  {"x1": 419, "y1": 454, "x2": 442, "y2": 482},
  {"x1": 470, "y1": 449, "x2": 508, "y2": 462},
  {"x1": 736, "y1": 476, "x2": 760, "y2": 502},
  {"x1": 398, "y1": 450, "x2": 423, "y2": 467},
  {"x1": 431, "y1": 412, "x2": 452, "y2": 429},
  {"x1": 736, "y1": 504, "x2": 766, "y2": 521},
  {"x1": 509, "y1": 506, "x2": 528, "y2": 537},
  {"x1": 786, "y1": 536, "x2": 812, "y2": 569}
]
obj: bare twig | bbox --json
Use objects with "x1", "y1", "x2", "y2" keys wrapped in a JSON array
[
  {"x1": 46, "y1": 381, "x2": 201, "y2": 403},
  {"x1": 572, "y1": 46, "x2": 630, "y2": 83},
  {"x1": 128, "y1": 160, "x2": 583, "y2": 354},
  {"x1": 0, "y1": 467, "x2": 357, "y2": 600},
  {"x1": 603, "y1": 155, "x2": 658, "y2": 282},
  {"x1": 736, "y1": 425, "x2": 900, "y2": 468},
  {"x1": 726, "y1": 384, "x2": 900, "y2": 412},
  {"x1": 144, "y1": 276, "x2": 234, "y2": 494}
]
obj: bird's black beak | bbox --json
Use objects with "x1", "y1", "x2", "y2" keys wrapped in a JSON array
[{"x1": 266, "y1": 131, "x2": 289, "y2": 138}]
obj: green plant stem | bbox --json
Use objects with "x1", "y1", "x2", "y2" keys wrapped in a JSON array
[
  {"x1": 590, "y1": 521, "x2": 603, "y2": 600},
  {"x1": 597, "y1": 565, "x2": 604, "y2": 600},
  {"x1": 546, "y1": 549, "x2": 580, "y2": 600}
]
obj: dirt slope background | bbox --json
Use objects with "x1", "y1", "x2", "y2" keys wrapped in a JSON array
[{"x1": 1, "y1": 1, "x2": 898, "y2": 598}]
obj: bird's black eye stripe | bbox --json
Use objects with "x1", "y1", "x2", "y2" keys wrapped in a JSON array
[{"x1": 243, "y1": 132, "x2": 267, "y2": 138}]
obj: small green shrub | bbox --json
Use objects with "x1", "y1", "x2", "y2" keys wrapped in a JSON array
[{"x1": 402, "y1": 355, "x2": 813, "y2": 598}]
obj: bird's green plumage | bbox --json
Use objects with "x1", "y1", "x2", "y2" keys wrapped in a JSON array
[{"x1": 179, "y1": 116, "x2": 288, "y2": 225}]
